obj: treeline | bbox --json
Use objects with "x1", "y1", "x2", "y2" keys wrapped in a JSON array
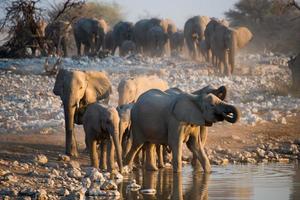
[{"x1": 225, "y1": 0, "x2": 300, "y2": 54}]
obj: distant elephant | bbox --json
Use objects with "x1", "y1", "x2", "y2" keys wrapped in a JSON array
[
  {"x1": 117, "y1": 75, "x2": 169, "y2": 106},
  {"x1": 119, "y1": 40, "x2": 137, "y2": 56},
  {"x1": 211, "y1": 25, "x2": 253, "y2": 75},
  {"x1": 104, "y1": 30, "x2": 114, "y2": 54},
  {"x1": 111, "y1": 21, "x2": 134, "y2": 55},
  {"x1": 288, "y1": 54, "x2": 300, "y2": 94},
  {"x1": 124, "y1": 89, "x2": 239, "y2": 172},
  {"x1": 184, "y1": 16, "x2": 210, "y2": 60},
  {"x1": 73, "y1": 18, "x2": 109, "y2": 56},
  {"x1": 53, "y1": 69, "x2": 112, "y2": 157},
  {"x1": 170, "y1": 31, "x2": 184, "y2": 55},
  {"x1": 83, "y1": 103, "x2": 123, "y2": 172},
  {"x1": 45, "y1": 20, "x2": 71, "y2": 57},
  {"x1": 204, "y1": 18, "x2": 230, "y2": 63},
  {"x1": 147, "y1": 25, "x2": 168, "y2": 57}
]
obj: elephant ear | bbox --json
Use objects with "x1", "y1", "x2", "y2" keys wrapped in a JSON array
[
  {"x1": 171, "y1": 94, "x2": 205, "y2": 126},
  {"x1": 84, "y1": 71, "x2": 112, "y2": 104},
  {"x1": 53, "y1": 68, "x2": 66, "y2": 96}
]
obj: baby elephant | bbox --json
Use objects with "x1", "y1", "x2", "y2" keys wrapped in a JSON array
[
  {"x1": 83, "y1": 103, "x2": 123, "y2": 172},
  {"x1": 119, "y1": 40, "x2": 137, "y2": 56}
]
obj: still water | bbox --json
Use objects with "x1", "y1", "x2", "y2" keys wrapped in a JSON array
[{"x1": 119, "y1": 163, "x2": 300, "y2": 200}]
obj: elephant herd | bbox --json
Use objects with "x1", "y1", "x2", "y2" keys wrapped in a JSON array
[
  {"x1": 42, "y1": 15, "x2": 253, "y2": 75},
  {"x1": 53, "y1": 68, "x2": 240, "y2": 174}
]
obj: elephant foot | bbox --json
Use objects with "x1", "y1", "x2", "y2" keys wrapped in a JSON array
[
  {"x1": 203, "y1": 164, "x2": 212, "y2": 174},
  {"x1": 67, "y1": 149, "x2": 79, "y2": 158},
  {"x1": 157, "y1": 162, "x2": 165, "y2": 169},
  {"x1": 145, "y1": 163, "x2": 158, "y2": 171}
]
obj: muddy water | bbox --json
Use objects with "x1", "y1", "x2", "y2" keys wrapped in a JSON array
[{"x1": 120, "y1": 163, "x2": 300, "y2": 200}]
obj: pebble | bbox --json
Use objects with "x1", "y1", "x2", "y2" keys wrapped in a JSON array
[
  {"x1": 67, "y1": 168, "x2": 82, "y2": 179},
  {"x1": 100, "y1": 180, "x2": 118, "y2": 190},
  {"x1": 34, "y1": 154, "x2": 48, "y2": 165}
]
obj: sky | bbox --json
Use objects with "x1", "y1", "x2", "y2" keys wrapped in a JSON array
[{"x1": 100, "y1": 0, "x2": 239, "y2": 28}]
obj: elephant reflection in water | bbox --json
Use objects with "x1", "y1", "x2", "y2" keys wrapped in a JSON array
[{"x1": 124, "y1": 169, "x2": 209, "y2": 200}]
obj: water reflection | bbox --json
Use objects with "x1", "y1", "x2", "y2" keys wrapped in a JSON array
[{"x1": 121, "y1": 163, "x2": 300, "y2": 200}]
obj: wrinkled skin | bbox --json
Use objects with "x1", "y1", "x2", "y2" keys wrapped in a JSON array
[
  {"x1": 124, "y1": 89, "x2": 239, "y2": 172},
  {"x1": 53, "y1": 69, "x2": 112, "y2": 157},
  {"x1": 117, "y1": 75, "x2": 169, "y2": 106},
  {"x1": 147, "y1": 26, "x2": 168, "y2": 57},
  {"x1": 111, "y1": 21, "x2": 134, "y2": 55},
  {"x1": 83, "y1": 103, "x2": 123, "y2": 172},
  {"x1": 104, "y1": 30, "x2": 114, "y2": 54},
  {"x1": 45, "y1": 20, "x2": 71, "y2": 57},
  {"x1": 119, "y1": 40, "x2": 137, "y2": 56},
  {"x1": 288, "y1": 54, "x2": 300, "y2": 95},
  {"x1": 184, "y1": 16, "x2": 210, "y2": 60},
  {"x1": 211, "y1": 25, "x2": 253, "y2": 75},
  {"x1": 73, "y1": 18, "x2": 109, "y2": 56},
  {"x1": 170, "y1": 31, "x2": 184, "y2": 56}
]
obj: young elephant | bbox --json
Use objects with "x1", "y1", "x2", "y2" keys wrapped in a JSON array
[
  {"x1": 125, "y1": 89, "x2": 239, "y2": 173},
  {"x1": 83, "y1": 103, "x2": 123, "y2": 172},
  {"x1": 119, "y1": 40, "x2": 137, "y2": 56}
]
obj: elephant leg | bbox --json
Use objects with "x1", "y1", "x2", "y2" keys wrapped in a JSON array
[
  {"x1": 186, "y1": 135, "x2": 211, "y2": 173},
  {"x1": 124, "y1": 140, "x2": 144, "y2": 169},
  {"x1": 89, "y1": 139, "x2": 99, "y2": 169},
  {"x1": 224, "y1": 50, "x2": 231, "y2": 76},
  {"x1": 107, "y1": 139, "x2": 116, "y2": 172},
  {"x1": 156, "y1": 144, "x2": 165, "y2": 168},
  {"x1": 99, "y1": 141, "x2": 108, "y2": 171},
  {"x1": 169, "y1": 126, "x2": 184, "y2": 172},
  {"x1": 76, "y1": 41, "x2": 81, "y2": 56},
  {"x1": 84, "y1": 45, "x2": 90, "y2": 55},
  {"x1": 200, "y1": 126, "x2": 208, "y2": 146},
  {"x1": 145, "y1": 143, "x2": 158, "y2": 171}
]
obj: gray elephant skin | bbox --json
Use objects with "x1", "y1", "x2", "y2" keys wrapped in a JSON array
[
  {"x1": 104, "y1": 30, "x2": 114, "y2": 54},
  {"x1": 288, "y1": 54, "x2": 300, "y2": 95},
  {"x1": 124, "y1": 88, "x2": 239, "y2": 172},
  {"x1": 147, "y1": 26, "x2": 168, "y2": 57},
  {"x1": 83, "y1": 103, "x2": 123, "y2": 172},
  {"x1": 184, "y1": 16, "x2": 210, "y2": 60},
  {"x1": 73, "y1": 18, "x2": 108, "y2": 56},
  {"x1": 45, "y1": 20, "x2": 71, "y2": 57},
  {"x1": 170, "y1": 31, "x2": 184, "y2": 55},
  {"x1": 111, "y1": 21, "x2": 134, "y2": 55},
  {"x1": 53, "y1": 69, "x2": 112, "y2": 157},
  {"x1": 119, "y1": 40, "x2": 137, "y2": 56}
]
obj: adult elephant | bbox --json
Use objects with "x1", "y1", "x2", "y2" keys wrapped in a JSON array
[
  {"x1": 111, "y1": 21, "x2": 134, "y2": 55},
  {"x1": 147, "y1": 25, "x2": 168, "y2": 57},
  {"x1": 170, "y1": 31, "x2": 184, "y2": 56},
  {"x1": 184, "y1": 16, "x2": 210, "y2": 60},
  {"x1": 73, "y1": 18, "x2": 109, "y2": 56},
  {"x1": 124, "y1": 89, "x2": 239, "y2": 172},
  {"x1": 53, "y1": 69, "x2": 112, "y2": 157},
  {"x1": 104, "y1": 30, "x2": 114, "y2": 54},
  {"x1": 45, "y1": 20, "x2": 71, "y2": 57},
  {"x1": 211, "y1": 25, "x2": 253, "y2": 75}
]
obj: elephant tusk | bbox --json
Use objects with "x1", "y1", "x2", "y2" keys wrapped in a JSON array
[{"x1": 76, "y1": 102, "x2": 80, "y2": 109}]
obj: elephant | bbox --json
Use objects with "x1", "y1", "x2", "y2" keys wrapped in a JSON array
[
  {"x1": 104, "y1": 30, "x2": 114, "y2": 54},
  {"x1": 204, "y1": 18, "x2": 229, "y2": 63},
  {"x1": 124, "y1": 89, "x2": 239, "y2": 172},
  {"x1": 73, "y1": 18, "x2": 109, "y2": 56},
  {"x1": 147, "y1": 25, "x2": 168, "y2": 57},
  {"x1": 53, "y1": 69, "x2": 112, "y2": 157},
  {"x1": 288, "y1": 54, "x2": 300, "y2": 94},
  {"x1": 170, "y1": 31, "x2": 184, "y2": 56},
  {"x1": 45, "y1": 20, "x2": 72, "y2": 57},
  {"x1": 211, "y1": 25, "x2": 253, "y2": 75},
  {"x1": 184, "y1": 16, "x2": 210, "y2": 60},
  {"x1": 111, "y1": 21, "x2": 134, "y2": 55},
  {"x1": 82, "y1": 103, "x2": 123, "y2": 172},
  {"x1": 117, "y1": 75, "x2": 169, "y2": 106},
  {"x1": 119, "y1": 40, "x2": 137, "y2": 56}
]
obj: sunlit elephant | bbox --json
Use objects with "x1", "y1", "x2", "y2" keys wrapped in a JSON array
[
  {"x1": 184, "y1": 16, "x2": 210, "y2": 60},
  {"x1": 204, "y1": 18, "x2": 229, "y2": 63},
  {"x1": 117, "y1": 75, "x2": 168, "y2": 106},
  {"x1": 124, "y1": 89, "x2": 239, "y2": 172},
  {"x1": 119, "y1": 40, "x2": 137, "y2": 56},
  {"x1": 211, "y1": 25, "x2": 253, "y2": 75},
  {"x1": 83, "y1": 103, "x2": 123, "y2": 172},
  {"x1": 170, "y1": 31, "x2": 184, "y2": 56},
  {"x1": 111, "y1": 21, "x2": 134, "y2": 55},
  {"x1": 147, "y1": 25, "x2": 168, "y2": 57},
  {"x1": 53, "y1": 69, "x2": 112, "y2": 157},
  {"x1": 104, "y1": 30, "x2": 114, "y2": 54},
  {"x1": 73, "y1": 18, "x2": 109, "y2": 56},
  {"x1": 45, "y1": 20, "x2": 71, "y2": 57}
]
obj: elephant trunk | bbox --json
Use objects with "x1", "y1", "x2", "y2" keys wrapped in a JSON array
[
  {"x1": 111, "y1": 129, "x2": 123, "y2": 172},
  {"x1": 218, "y1": 102, "x2": 240, "y2": 123}
]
